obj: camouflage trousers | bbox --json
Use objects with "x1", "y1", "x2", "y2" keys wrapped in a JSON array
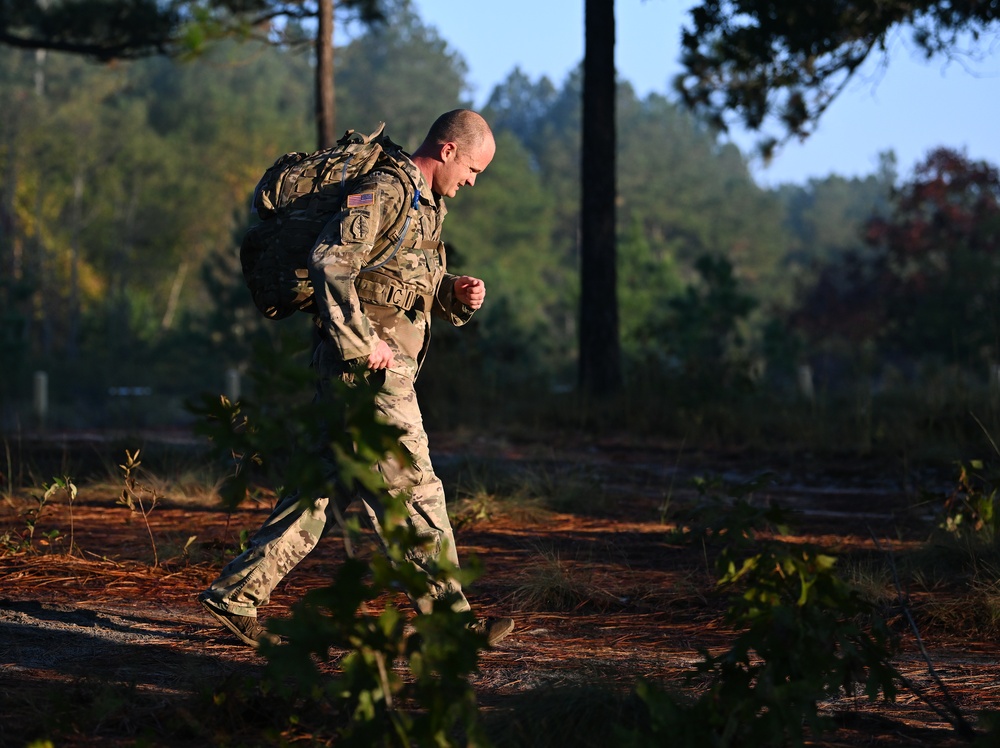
[{"x1": 201, "y1": 360, "x2": 469, "y2": 618}]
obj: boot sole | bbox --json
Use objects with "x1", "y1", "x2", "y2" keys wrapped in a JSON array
[
  {"x1": 199, "y1": 596, "x2": 262, "y2": 649},
  {"x1": 486, "y1": 618, "x2": 515, "y2": 647}
]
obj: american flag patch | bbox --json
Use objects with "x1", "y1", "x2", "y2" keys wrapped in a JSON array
[{"x1": 346, "y1": 192, "x2": 375, "y2": 208}]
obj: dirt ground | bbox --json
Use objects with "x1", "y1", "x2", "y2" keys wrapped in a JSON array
[{"x1": 1, "y1": 431, "x2": 996, "y2": 747}]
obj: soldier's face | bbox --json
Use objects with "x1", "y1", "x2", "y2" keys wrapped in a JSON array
[{"x1": 435, "y1": 139, "x2": 495, "y2": 198}]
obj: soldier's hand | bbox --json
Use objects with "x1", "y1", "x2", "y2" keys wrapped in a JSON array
[
  {"x1": 454, "y1": 276, "x2": 486, "y2": 310},
  {"x1": 368, "y1": 340, "x2": 394, "y2": 370}
]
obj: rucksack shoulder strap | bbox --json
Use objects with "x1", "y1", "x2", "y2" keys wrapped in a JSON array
[{"x1": 359, "y1": 138, "x2": 423, "y2": 273}]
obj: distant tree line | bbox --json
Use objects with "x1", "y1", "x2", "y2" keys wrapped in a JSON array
[{"x1": 2, "y1": 0, "x2": 995, "y2": 432}]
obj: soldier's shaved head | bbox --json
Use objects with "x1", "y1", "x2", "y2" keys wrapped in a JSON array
[{"x1": 422, "y1": 109, "x2": 493, "y2": 152}]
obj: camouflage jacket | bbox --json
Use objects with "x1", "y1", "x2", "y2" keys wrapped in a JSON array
[{"x1": 307, "y1": 160, "x2": 476, "y2": 380}]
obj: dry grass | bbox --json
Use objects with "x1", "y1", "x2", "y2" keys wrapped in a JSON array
[{"x1": 508, "y1": 548, "x2": 631, "y2": 613}]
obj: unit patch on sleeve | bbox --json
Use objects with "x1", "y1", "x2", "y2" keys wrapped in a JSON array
[
  {"x1": 347, "y1": 213, "x2": 372, "y2": 242},
  {"x1": 346, "y1": 192, "x2": 375, "y2": 208}
]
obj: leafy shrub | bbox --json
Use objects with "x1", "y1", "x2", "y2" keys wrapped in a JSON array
[
  {"x1": 626, "y1": 475, "x2": 899, "y2": 747},
  {"x1": 939, "y1": 459, "x2": 1000, "y2": 542},
  {"x1": 0, "y1": 476, "x2": 75, "y2": 555}
]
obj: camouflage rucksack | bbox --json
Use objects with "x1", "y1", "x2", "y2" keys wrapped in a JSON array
[{"x1": 240, "y1": 122, "x2": 420, "y2": 320}]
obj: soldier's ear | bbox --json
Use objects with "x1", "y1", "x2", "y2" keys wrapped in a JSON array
[{"x1": 440, "y1": 141, "x2": 458, "y2": 161}]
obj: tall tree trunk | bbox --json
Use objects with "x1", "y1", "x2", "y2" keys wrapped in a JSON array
[
  {"x1": 34, "y1": 182, "x2": 50, "y2": 355},
  {"x1": 316, "y1": 0, "x2": 336, "y2": 149},
  {"x1": 34, "y1": 48, "x2": 45, "y2": 97},
  {"x1": 68, "y1": 171, "x2": 83, "y2": 360},
  {"x1": 161, "y1": 261, "x2": 188, "y2": 331},
  {"x1": 1, "y1": 119, "x2": 19, "y2": 283},
  {"x1": 579, "y1": 0, "x2": 622, "y2": 395},
  {"x1": 108, "y1": 185, "x2": 139, "y2": 359}
]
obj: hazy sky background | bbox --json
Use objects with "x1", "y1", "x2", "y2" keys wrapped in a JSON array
[{"x1": 408, "y1": 0, "x2": 1000, "y2": 187}]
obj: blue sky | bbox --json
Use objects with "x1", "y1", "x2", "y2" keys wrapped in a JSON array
[{"x1": 409, "y1": 0, "x2": 1000, "y2": 187}]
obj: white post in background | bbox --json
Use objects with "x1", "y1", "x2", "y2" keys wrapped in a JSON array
[
  {"x1": 33, "y1": 370, "x2": 48, "y2": 427},
  {"x1": 225, "y1": 368, "x2": 241, "y2": 403},
  {"x1": 797, "y1": 364, "x2": 815, "y2": 402}
]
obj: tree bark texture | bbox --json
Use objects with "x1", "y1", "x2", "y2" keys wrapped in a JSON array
[
  {"x1": 316, "y1": 0, "x2": 336, "y2": 149},
  {"x1": 579, "y1": 0, "x2": 622, "y2": 395}
]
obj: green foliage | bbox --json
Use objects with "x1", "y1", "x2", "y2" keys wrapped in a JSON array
[
  {"x1": 793, "y1": 148, "x2": 1000, "y2": 372},
  {"x1": 939, "y1": 459, "x2": 1000, "y2": 541},
  {"x1": 267, "y1": 546, "x2": 487, "y2": 747},
  {"x1": 190, "y1": 345, "x2": 489, "y2": 747},
  {"x1": 973, "y1": 709, "x2": 1000, "y2": 746},
  {"x1": 0, "y1": 475, "x2": 75, "y2": 554},
  {"x1": 190, "y1": 340, "x2": 403, "y2": 512},
  {"x1": 444, "y1": 130, "x2": 562, "y2": 347},
  {"x1": 777, "y1": 161, "x2": 895, "y2": 282},
  {"x1": 3, "y1": 7, "x2": 797, "y2": 432},
  {"x1": 0, "y1": 0, "x2": 180, "y2": 60},
  {"x1": 876, "y1": 149, "x2": 1000, "y2": 365},
  {"x1": 6, "y1": 0, "x2": 988, "y2": 454},
  {"x1": 49, "y1": 474, "x2": 78, "y2": 555},
  {"x1": 617, "y1": 91, "x2": 790, "y2": 304},
  {"x1": 631, "y1": 254, "x2": 759, "y2": 401},
  {"x1": 0, "y1": 38, "x2": 317, "y2": 418},
  {"x1": 117, "y1": 448, "x2": 162, "y2": 566},
  {"x1": 667, "y1": 254, "x2": 758, "y2": 371},
  {"x1": 676, "y1": 0, "x2": 1000, "y2": 154},
  {"x1": 0, "y1": 1, "x2": 387, "y2": 60},
  {"x1": 636, "y1": 476, "x2": 899, "y2": 747},
  {"x1": 336, "y1": 0, "x2": 468, "y2": 149},
  {"x1": 617, "y1": 216, "x2": 684, "y2": 355}
]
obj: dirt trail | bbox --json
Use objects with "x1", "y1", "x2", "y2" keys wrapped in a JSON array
[{"x1": 0, "y1": 435, "x2": 992, "y2": 746}]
